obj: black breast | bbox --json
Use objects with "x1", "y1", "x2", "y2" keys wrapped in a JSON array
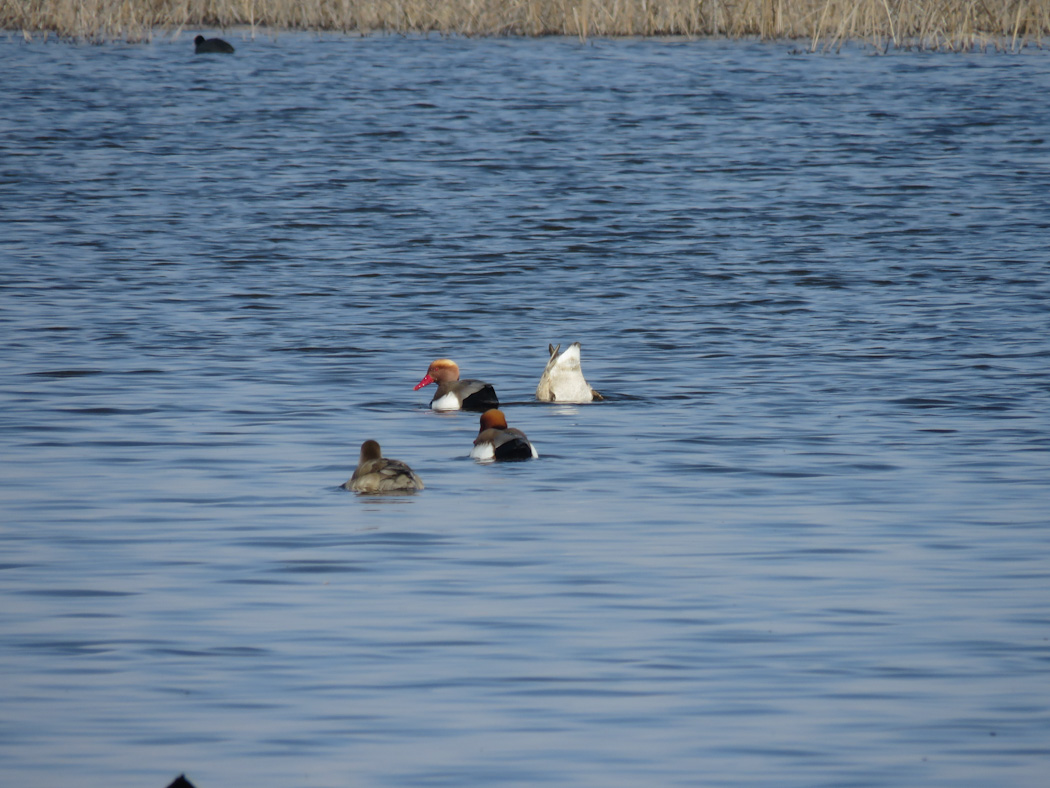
[{"x1": 461, "y1": 385, "x2": 499, "y2": 412}]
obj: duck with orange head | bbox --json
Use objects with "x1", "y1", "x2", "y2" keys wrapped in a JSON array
[
  {"x1": 414, "y1": 358, "x2": 499, "y2": 412},
  {"x1": 470, "y1": 409, "x2": 538, "y2": 462}
]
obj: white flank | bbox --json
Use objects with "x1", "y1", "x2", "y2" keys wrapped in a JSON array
[{"x1": 431, "y1": 391, "x2": 461, "y2": 411}]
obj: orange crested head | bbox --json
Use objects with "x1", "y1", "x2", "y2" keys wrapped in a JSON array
[
  {"x1": 478, "y1": 408, "x2": 508, "y2": 431},
  {"x1": 414, "y1": 358, "x2": 460, "y2": 389}
]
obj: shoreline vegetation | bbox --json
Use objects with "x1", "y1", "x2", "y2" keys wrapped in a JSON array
[{"x1": 3, "y1": 0, "x2": 1049, "y2": 52}]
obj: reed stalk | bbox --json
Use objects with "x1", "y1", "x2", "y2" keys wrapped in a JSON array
[{"x1": 2, "y1": 0, "x2": 1048, "y2": 50}]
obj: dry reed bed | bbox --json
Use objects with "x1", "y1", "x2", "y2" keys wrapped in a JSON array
[{"x1": 3, "y1": 0, "x2": 1049, "y2": 50}]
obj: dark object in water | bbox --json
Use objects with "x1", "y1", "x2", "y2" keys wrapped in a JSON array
[
  {"x1": 194, "y1": 35, "x2": 235, "y2": 54},
  {"x1": 166, "y1": 775, "x2": 196, "y2": 788}
]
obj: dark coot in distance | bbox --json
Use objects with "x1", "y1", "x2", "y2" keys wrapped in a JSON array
[{"x1": 194, "y1": 35, "x2": 235, "y2": 54}]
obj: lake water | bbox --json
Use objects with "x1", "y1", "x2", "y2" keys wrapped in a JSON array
[{"x1": 1, "y1": 31, "x2": 1049, "y2": 788}]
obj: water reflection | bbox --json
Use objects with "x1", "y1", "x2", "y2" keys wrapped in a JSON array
[{"x1": 1, "y1": 33, "x2": 1048, "y2": 788}]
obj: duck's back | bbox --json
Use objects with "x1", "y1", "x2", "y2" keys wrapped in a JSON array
[{"x1": 346, "y1": 458, "x2": 423, "y2": 493}]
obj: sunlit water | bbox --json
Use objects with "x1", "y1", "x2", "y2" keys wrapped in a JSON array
[{"x1": 1, "y1": 32, "x2": 1049, "y2": 788}]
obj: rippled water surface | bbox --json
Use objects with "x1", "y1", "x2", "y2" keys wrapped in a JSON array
[{"x1": 2, "y1": 32, "x2": 1049, "y2": 787}]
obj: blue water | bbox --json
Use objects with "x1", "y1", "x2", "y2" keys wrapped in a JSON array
[{"x1": 1, "y1": 32, "x2": 1049, "y2": 788}]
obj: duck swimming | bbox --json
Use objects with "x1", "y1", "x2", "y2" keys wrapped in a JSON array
[
  {"x1": 194, "y1": 35, "x2": 235, "y2": 54},
  {"x1": 470, "y1": 409, "x2": 538, "y2": 462},
  {"x1": 536, "y1": 342, "x2": 602, "y2": 403},
  {"x1": 414, "y1": 358, "x2": 499, "y2": 412},
  {"x1": 343, "y1": 440, "x2": 424, "y2": 493}
]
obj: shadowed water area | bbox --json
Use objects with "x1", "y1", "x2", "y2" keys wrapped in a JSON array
[{"x1": 1, "y1": 33, "x2": 1049, "y2": 787}]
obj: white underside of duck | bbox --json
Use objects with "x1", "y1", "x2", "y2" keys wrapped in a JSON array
[
  {"x1": 536, "y1": 342, "x2": 600, "y2": 403},
  {"x1": 470, "y1": 440, "x2": 539, "y2": 462},
  {"x1": 431, "y1": 391, "x2": 462, "y2": 411}
]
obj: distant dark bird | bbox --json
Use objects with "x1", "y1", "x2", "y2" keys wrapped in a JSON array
[
  {"x1": 194, "y1": 35, "x2": 235, "y2": 54},
  {"x1": 166, "y1": 775, "x2": 196, "y2": 788}
]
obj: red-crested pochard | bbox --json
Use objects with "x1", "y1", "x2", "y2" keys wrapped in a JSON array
[
  {"x1": 470, "y1": 409, "x2": 539, "y2": 462},
  {"x1": 414, "y1": 358, "x2": 499, "y2": 412},
  {"x1": 343, "y1": 440, "x2": 424, "y2": 493},
  {"x1": 536, "y1": 342, "x2": 602, "y2": 403}
]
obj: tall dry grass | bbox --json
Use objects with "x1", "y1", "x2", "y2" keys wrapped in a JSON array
[{"x1": 2, "y1": 0, "x2": 1048, "y2": 50}]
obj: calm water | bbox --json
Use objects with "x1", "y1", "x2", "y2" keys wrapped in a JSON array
[{"x1": 1, "y1": 32, "x2": 1049, "y2": 788}]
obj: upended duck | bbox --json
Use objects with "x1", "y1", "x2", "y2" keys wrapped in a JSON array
[
  {"x1": 414, "y1": 358, "x2": 499, "y2": 412},
  {"x1": 536, "y1": 342, "x2": 602, "y2": 403},
  {"x1": 343, "y1": 440, "x2": 424, "y2": 493},
  {"x1": 470, "y1": 409, "x2": 538, "y2": 461},
  {"x1": 194, "y1": 35, "x2": 235, "y2": 54}
]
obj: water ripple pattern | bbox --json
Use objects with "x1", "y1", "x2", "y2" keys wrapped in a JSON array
[{"x1": 1, "y1": 35, "x2": 1049, "y2": 788}]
